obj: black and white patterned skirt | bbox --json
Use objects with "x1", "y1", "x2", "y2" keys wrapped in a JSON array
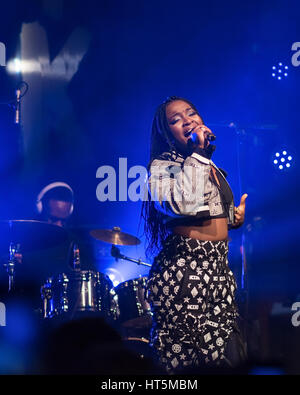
[{"x1": 146, "y1": 234, "x2": 240, "y2": 373}]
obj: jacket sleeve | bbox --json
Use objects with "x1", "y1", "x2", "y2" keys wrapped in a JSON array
[{"x1": 148, "y1": 153, "x2": 215, "y2": 219}]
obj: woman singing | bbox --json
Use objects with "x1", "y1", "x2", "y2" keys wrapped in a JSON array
[{"x1": 142, "y1": 96, "x2": 248, "y2": 373}]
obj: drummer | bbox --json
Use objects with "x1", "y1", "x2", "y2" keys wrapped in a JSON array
[
  {"x1": 0, "y1": 182, "x2": 75, "y2": 313},
  {"x1": 35, "y1": 181, "x2": 74, "y2": 227},
  {"x1": 12, "y1": 182, "x2": 74, "y2": 266},
  {"x1": 34, "y1": 181, "x2": 97, "y2": 272},
  {"x1": 8, "y1": 182, "x2": 76, "y2": 286}
]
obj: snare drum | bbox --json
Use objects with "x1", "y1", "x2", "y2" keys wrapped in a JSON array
[
  {"x1": 115, "y1": 277, "x2": 152, "y2": 328},
  {"x1": 41, "y1": 270, "x2": 118, "y2": 320}
]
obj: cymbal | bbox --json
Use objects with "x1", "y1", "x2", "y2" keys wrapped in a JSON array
[
  {"x1": 0, "y1": 219, "x2": 68, "y2": 252},
  {"x1": 89, "y1": 227, "x2": 141, "y2": 246}
]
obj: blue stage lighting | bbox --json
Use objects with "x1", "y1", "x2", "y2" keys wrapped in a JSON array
[
  {"x1": 272, "y1": 62, "x2": 288, "y2": 80},
  {"x1": 7, "y1": 58, "x2": 22, "y2": 73},
  {"x1": 105, "y1": 267, "x2": 124, "y2": 287},
  {"x1": 249, "y1": 366, "x2": 284, "y2": 375},
  {"x1": 273, "y1": 150, "x2": 293, "y2": 170}
]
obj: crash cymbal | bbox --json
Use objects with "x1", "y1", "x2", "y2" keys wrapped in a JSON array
[
  {"x1": 0, "y1": 219, "x2": 68, "y2": 252},
  {"x1": 89, "y1": 226, "x2": 141, "y2": 246}
]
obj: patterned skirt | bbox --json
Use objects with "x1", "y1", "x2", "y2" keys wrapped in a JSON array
[{"x1": 146, "y1": 234, "x2": 239, "y2": 373}]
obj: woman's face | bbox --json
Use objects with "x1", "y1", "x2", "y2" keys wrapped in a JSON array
[{"x1": 165, "y1": 100, "x2": 204, "y2": 148}]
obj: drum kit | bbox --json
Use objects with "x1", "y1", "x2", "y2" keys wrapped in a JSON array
[{"x1": 0, "y1": 221, "x2": 152, "y2": 353}]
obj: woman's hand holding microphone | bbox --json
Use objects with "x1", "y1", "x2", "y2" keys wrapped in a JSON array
[{"x1": 188, "y1": 125, "x2": 216, "y2": 152}]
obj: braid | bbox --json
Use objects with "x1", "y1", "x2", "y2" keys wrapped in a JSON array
[{"x1": 141, "y1": 96, "x2": 202, "y2": 259}]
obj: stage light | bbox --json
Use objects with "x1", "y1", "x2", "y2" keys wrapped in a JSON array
[
  {"x1": 273, "y1": 149, "x2": 293, "y2": 170},
  {"x1": 6, "y1": 57, "x2": 46, "y2": 75},
  {"x1": 7, "y1": 58, "x2": 22, "y2": 73},
  {"x1": 272, "y1": 62, "x2": 288, "y2": 80},
  {"x1": 105, "y1": 267, "x2": 124, "y2": 287},
  {"x1": 6, "y1": 57, "x2": 41, "y2": 74}
]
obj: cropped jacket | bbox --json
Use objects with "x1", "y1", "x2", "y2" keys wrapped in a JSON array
[{"x1": 147, "y1": 149, "x2": 235, "y2": 229}]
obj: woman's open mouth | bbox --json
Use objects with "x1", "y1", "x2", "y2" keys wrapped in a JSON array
[{"x1": 184, "y1": 128, "x2": 194, "y2": 138}]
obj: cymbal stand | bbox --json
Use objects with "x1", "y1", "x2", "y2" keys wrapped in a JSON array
[
  {"x1": 72, "y1": 243, "x2": 81, "y2": 271},
  {"x1": 110, "y1": 245, "x2": 151, "y2": 267}
]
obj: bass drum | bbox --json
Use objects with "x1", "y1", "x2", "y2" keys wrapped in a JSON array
[
  {"x1": 41, "y1": 270, "x2": 119, "y2": 321},
  {"x1": 114, "y1": 276, "x2": 152, "y2": 328}
]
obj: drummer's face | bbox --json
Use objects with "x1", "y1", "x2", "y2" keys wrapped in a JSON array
[{"x1": 47, "y1": 199, "x2": 72, "y2": 227}]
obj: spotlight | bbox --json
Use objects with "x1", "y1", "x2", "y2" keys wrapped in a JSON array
[
  {"x1": 7, "y1": 58, "x2": 22, "y2": 73},
  {"x1": 271, "y1": 62, "x2": 289, "y2": 80},
  {"x1": 6, "y1": 57, "x2": 41, "y2": 74},
  {"x1": 104, "y1": 267, "x2": 124, "y2": 287},
  {"x1": 273, "y1": 149, "x2": 293, "y2": 170}
]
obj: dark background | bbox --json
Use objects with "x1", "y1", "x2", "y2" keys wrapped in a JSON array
[{"x1": 0, "y1": 0, "x2": 299, "y2": 373}]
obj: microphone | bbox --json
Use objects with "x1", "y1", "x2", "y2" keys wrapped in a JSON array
[
  {"x1": 15, "y1": 88, "x2": 21, "y2": 124},
  {"x1": 207, "y1": 133, "x2": 216, "y2": 142},
  {"x1": 189, "y1": 131, "x2": 216, "y2": 145}
]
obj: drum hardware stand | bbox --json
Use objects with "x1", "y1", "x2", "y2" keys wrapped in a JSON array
[
  {"x1": 3, "y1": 242, "x2": 20, "y2": 293},
  {"x1": 72, "y1": 242, "x2": 81, "y2": 270},
  {"x1": 40, "y1": 279, "x2": 52, "y2": 319},
  {"x1": 110, "y1": 245, "x2": 151, "y2": 267}
]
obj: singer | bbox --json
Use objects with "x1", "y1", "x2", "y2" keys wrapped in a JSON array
[{"x1": 142, "y1": 96, "x2": 248, "y2": 373}]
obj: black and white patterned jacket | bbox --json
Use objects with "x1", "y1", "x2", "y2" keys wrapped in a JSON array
[{"x1": 147, "y1": 149, "x2": 235, "y2": 228}]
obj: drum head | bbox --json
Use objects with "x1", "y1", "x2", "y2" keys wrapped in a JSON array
[{"x1": 115, "y1": 277, "x2": 152, "y2": 328}]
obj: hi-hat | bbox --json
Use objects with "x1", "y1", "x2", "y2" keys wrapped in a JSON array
[{"x1": 89, "y1": 226, "x2": 141, "y2": 246}]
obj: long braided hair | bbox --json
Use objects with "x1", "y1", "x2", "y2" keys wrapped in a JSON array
[{"x1": 141, "y1": 96, "x2": 202, "y2": 259}]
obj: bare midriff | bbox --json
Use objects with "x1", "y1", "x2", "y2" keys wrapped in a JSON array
[{"x1": 171, "y1": 217, "x2": 228, "y2": 241}]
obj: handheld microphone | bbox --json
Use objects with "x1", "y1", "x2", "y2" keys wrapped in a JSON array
[
  {"x1": 206, "y1": 133, "x2": 216, "y2": 142},
  {"x1": 189, "y1": 131, "x2": 216, "y2": 145}
]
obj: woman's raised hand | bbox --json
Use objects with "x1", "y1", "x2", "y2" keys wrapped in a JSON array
[{"x1": 232, "y1": 193, "x2": 248, "y2": 228}]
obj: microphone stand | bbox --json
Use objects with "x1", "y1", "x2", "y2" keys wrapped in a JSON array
[
  {"x1": 15, "y1": 88, "x2": 21, "y2": 125},
  {"x1": 209, "y1": 121, "x2": 250, "y2": 304},
  {"x1": 110, "y1": 245, "x2": 151, "y2": 267},
  {"x1": 228, "y1": 122, "x2": 249, "y2": 355},
  {"x1": 11, "y1": 82, "x2": 28, "y2": 170}
]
